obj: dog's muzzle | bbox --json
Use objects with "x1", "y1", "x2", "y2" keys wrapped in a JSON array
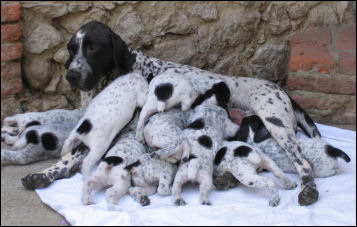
[{"x1": 66, "y1": 70, "x2": 82, "y2": 89}]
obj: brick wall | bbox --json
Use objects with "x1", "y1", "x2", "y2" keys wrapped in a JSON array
[
  {"x1": 1, "y1": 2, "x2": 23, "y2": 97},
  {"x1": 287, "y1": 25, "x2": 356, "y2": 126}
]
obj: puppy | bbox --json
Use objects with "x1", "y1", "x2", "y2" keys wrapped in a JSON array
[
  {"x1": 214, "y1": 140, "x2": 297, "y2": 206},
  {"x1": 135, "y1": 70, "x2": 199, "y2": 143},
  {"x1": 2, "y1": 121, "x2": 79, "y2": 167},
  {"x1": 1, "y1": 109, "x2": 83, "y2": 145},
  {"x1": 59, "y1": 72, "x2": 148, "y2": 204},
  {"x1": 143, "y1": 108, "x2": 189, "y2": 163},
  {"x1": 124, "y1": 153, "x2": 177, "y2": 207},
  {"x1": 172, "y1": 102, "x2": 239, "y2": 206},
  {"x1": 82, "y1": 112, "x2": 146, "y2": 208},
  {"x1": 236, "y1": 115, "x2": 351, "y2": 178},
  {"x1": 135, "y1": 69, "x2": 229, "y2": 143}
]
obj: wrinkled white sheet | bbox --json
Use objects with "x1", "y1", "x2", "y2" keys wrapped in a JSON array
[{"x1": 36, "y1": 123, "x2": 356, "y2": 226}]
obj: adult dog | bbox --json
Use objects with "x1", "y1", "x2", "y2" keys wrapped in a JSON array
[{"x1": 2, "y1": 21, "x2": 321, "y2": 206}]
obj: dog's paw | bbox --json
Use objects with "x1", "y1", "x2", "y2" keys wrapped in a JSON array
[
  {"x1": 284, "y1": 181, "x2": 298, "y2": 190},
  {"x1": 140, "y1": 195, "x2": 150, "y2": 206},
  {"x1": 174, "y1": 198, "x2": 187, "y2": 206},
  {"x1": 269, "y1": 198, "x2": 280, "y2": 207},
  {"x1": 1, "y1": 125, "x2": 20, "y2": 145},
  {"x1": 201, "y1": 201, "x2": 211, "y2": 206},
  {"x1": 298, "y1": 182, "x2": 319, "y2": 206},
  {"x1": 21, "y1": 173, "x2": 51, "y2": 190}
]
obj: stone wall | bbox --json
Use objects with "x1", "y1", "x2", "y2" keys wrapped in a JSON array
[{"x1": 1, "y1": 1, "x2": 356, "y2": 127}]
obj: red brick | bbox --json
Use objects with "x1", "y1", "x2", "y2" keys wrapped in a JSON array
[
  {"x1": 1, "y1": 42, "x2": 23, "y2": 61},
  {"x1": 290, "y1": 28, "x2": 335, "y2": 74},
  {"x1": 1, "y1": 23, "x2": 22, "y2": 42},
  {"x1": 338, "y1": 51, "x2": 356, "y2": 75},
  {"x1": 1, "y1": 62, "x2": 22, "y2": 97},
  {"x1": 289, "y1": 44, "x2": 335, "y2": 73},
  {"x1": 336, "y1": 25, "x2": 356, "y2": 51},
  {"x1": 1, "y1": 61, "x2": 21, "y2": 80},
  {"x1": 1, "y1": 78, "x2": 23, "y2": 97},
  {"x1": 291, "y1": 28, "x2": 332, "y2": 46},
  {"x1": 1, "y1": 3, "x2": 21, "y2": 23},
  {"x1": 287, "y1": 76, "x2": 356, "y2": 95}
]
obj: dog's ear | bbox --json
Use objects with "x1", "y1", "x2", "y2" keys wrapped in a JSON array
[{"x1": 111, "y1": 32, "x2": 135, "y2": 72}]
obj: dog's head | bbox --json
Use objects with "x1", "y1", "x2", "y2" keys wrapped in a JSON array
[{"x1": 65, "y1": 21, "x2": 136, "y2": 91}]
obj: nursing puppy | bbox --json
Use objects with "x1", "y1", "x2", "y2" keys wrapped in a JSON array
[
  {"x1": 125, "y1": 152, "x2": 177, "y2": 207},
  {"x1": 2, "y1": 121, "x2": 79, "y2": 167},
  {"x1": 172, "y1": 101, "x2": 239, "y2": 206},
  {"x1": 82, "y1": 112, "x2": 146, "y2": 208},
  {"x1": 214, "y1": 141, "x2": 297, "y2": 206},
  {"x1": 236, "y1": 115, "x2": 351, "y2": 178},
  {"x1": 143, "y1": 108, "x2": 189, "y2": 163},
  {"x1": 136, "y1": 69, "x2": 230, "y2": 143},
  {"x1": 60, "y1": 72, "x2": 148, "y2": 204}
]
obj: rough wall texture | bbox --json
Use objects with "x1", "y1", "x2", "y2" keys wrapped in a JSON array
[{"x1": 1, "y1": 1, "x2": 356, "y2": 127}]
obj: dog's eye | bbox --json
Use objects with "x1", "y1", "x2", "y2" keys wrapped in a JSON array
[{"x1": 88, "y1": 44, "x2": 97, "y2": 51}]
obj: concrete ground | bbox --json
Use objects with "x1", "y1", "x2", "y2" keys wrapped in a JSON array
[{"x1": 1, "y1": 124, "x2": 355, "y2": 226}]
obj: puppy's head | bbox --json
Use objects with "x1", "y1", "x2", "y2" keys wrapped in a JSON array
[{"x1": 65, "y1": 21, "x2": 136, "y2": 91}]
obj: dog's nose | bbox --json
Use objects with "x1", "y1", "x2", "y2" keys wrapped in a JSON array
[{"x1": 66, "y1": 71, "x2": 81, "y2": 86}]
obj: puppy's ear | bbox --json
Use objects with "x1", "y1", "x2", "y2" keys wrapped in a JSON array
[{"x1": 111, "y1": 32, "x2": 135, "y2": 72}]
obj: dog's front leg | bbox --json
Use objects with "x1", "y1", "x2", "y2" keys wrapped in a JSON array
[{"x1": 21, "y1": 143, "x2": 88, "y2": 189}]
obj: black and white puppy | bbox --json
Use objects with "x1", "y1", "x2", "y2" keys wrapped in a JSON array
[
  {"x1": 214, "y1": 140, "x2": 297, "y2": 207},
  {"x1": 143, "y1": 108, "x2": 189, "y2": 164},
  {"x1": 1, "y1": 109, "x2": 83, "y2": 166},
  {"x1": 235, "y1": 115, "x2": 351, "y2": 178},
  {"x1": 83, "y1": 112, "x2": 146, "y2": 209},
  {"x1": 60, "y1": 72, "x2": 148, "y2": 204},
  {"x1": 172, "y1": 101, "x2": 239, "y2": 206},
  {"x1": 15, "y1": 21, "x2": 321, "y2": 206}
]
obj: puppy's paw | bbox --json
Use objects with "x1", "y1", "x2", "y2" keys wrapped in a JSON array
[
  {"x1": 140, "y1": 195, "x2": 150, "y2": 206},
  {"x1": 174, "y1": 198, "x2": 187, "y2": 206}
]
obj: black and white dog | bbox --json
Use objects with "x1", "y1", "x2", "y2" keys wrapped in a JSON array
[{"x1": 1, "y1": 21, "x2": 321, "y2": 206}]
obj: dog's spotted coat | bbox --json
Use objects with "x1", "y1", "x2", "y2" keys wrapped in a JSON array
[
  {"x1": 172, "y1": 102, "x2": 239, "y2": 206},
  {"x1": 1, "y1": 21, "x2": 322, "y2": 205},
  {"x1": 236, "y1": 115, "x2": 351, "y2": 178},
  {"x1": 214, "y1": 140, "x2": 297, "y2": 207},
  {"x1": 143, "y1": 108, "x2": 189, "y2": 163}
]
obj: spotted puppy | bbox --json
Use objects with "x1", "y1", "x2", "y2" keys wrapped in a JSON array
[
  {"x1": 135, "y1": 69, "x2": 229, "y2": 143},
  {"x1": 124, "y1": 152, "x2": 177, "y2": 207},
  {"x1": 60, "y1": 72, "x2": 148, "y2": 204},
  {"x1": 1, "y1": 109, "x2": 83, "y2": 145},
  {"x1": 83, "y1": 112, "x2": 146, "y2": 209},
  {"x1": 215, "y1": 141, "x2": 297, "y2": 206},
  {"x1": 143, "y1": 108, "x2": 189, "y2": 164},
  {"x1": 236, "y1": 115, "x2": 351, "y2": 178},
  {"x1": 2, "y1": 121, "x2": 79, "y2": 167},
  {"x1": 172, "y1": 103, "x2": 239, "y2": 206}
]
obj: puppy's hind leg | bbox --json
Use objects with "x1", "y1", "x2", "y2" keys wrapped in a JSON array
[
  {"x1": 232, "y1": 168, "x2": 280, "y2": 207},
  {"x1": 136, "y1": 102, "x2": 158, "y2": 143},
  {"x1": 128, "y1": 186, "x2": 156, "y2": 206}
]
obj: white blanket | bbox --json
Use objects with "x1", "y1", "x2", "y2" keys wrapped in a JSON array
[{"x1": 36, "y1": 123, "x2": 356, "y2": 226}]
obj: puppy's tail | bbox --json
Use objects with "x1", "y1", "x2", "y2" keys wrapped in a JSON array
[
  {"x1": 188, "y1": 157, "x2": 199, "y2": 181},
  {"x1": 61, "y1": 119, "x2": 91, "y2": 156},
  {"x1": 325, "y1": 145, "x2": 351, "y2": 162}
]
